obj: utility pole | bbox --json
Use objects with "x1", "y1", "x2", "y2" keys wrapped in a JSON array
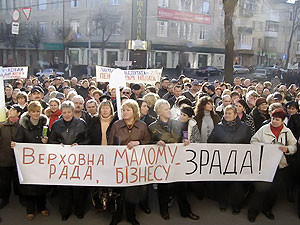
[{"x1": 87, "y1": 6, "x2": 92, "y2": 76}]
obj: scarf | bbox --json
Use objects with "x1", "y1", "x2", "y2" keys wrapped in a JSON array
[
  {"x1": 270, "y1": 124, "x2": 284, "y2": 140},
  {"x1": 49, "y1": 109, "x2": 62, "y2": 129},
  {"x1": 100, "y1": 115, "x2": 112, "y2": 145}
]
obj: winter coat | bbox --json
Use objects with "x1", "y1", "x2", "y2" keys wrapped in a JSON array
[
  {"x1": 287, "y1": 113, "x2": 300, "y2": 140},
  {"x1": 88, "y1": 115, "x2": 118, "y2": 145},
  {"x1": 148, "y1": 119, "x2": 183, "y2": 144},
  {"x1": 15, "y1": 112, "x2": 48, "y2": 144},
  {"x1": 207, "y1": 117, "x2": 251, "y2": 144},
  {"x1": 49, "y1": 117, "x2": 89, "y2": 145},
  {"x1": 0, "y1": 119, "x2": 19, "y2": 167},
  {"x1": 251, "y1": 123, "x2": 297, "y2": 169},
  {"x1": 250, "y1": 107, "x2": 270, "y2": 132},
  {"x1": 240, "y1": 112, "x2": 256, "y2": 137},
  {"x1": 141, "y1": 114, "x2": 156, "y2": 127},
  {"x1": 15, "y1": 112, "x2": 49, "y2": 196},
  {"x1": 108, "y1": 120, "x2": 151, "y2": 145}
]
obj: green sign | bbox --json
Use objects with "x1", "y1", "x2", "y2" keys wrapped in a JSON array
[{"x1": 44, "y1": 43, "x2": 64, "y2": 50}]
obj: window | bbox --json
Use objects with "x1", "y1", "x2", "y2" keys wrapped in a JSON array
[
  {"x1": 112, "y1": 17, "x2": 121, "y2": 35},
  {"x1": 258, "y1": 38, "x2": 262, "y2": 48},
  {"x1": 87, "y1": 0, "x2": 100, "y2": 7},
  {"x1": 157, "y1": 20, "x2": 168, "y2": 37},
  {"x1": 106, "y1": 51, "x2": 118, "y2": 66},
  {"x1": 5, "y1": 0, "x2": 10, "y2": 10},
  {"x1": 70, "y1": 20, "x2": 80, "y2": 33},
  {"x1": 70, "y1": 0, "x2": 80, "y2": 8},
  {"x1": 187, "y1": 24, "x2": 193, "y2": 40},
  {"x1": 297, "y1": 43, "x2": 300, "y2": 51},
  {"x1": 178, "y1": 0, "x2": 192, "y2": 11},
  {"x1": 38, "y1": 22, "x2": 47, "y2": 35},
  {"x1": 70, "y1": 50, "x2": 79, "y2": 65},
  {"x1": 51, "y1": 21, "x2": 62, "y2": 36},
  {"x1": 199, "y1": 1, "x2": 210, "y2": 14},
  {"x1": 110, "y1": 0, "x2": 120, "y2": 5},
  {"x1": 158, "y1": 0, "x2": 169, "y2": 7},
  {"x1": 38, "y1": 0, "x2": 47, "y2": 10},
  {"x1": 0, "y1": 0, "x2": 3, "y2": 9},
  {"x1": 51, "y1": 0, "x2": 61, "y2": 9},
  {"x1": 90, "y1": 50, "x2": 98, "y2": 65},
  {"x1": 24, "y1": 0, "x2": 32, "y2": 7},
  {"x1": 177, "y1": 23, "x2": 181, "y2": 39},
  {"x1": 155, "y1": 52, "x2": 167, "y2": 67},
  {"x1": 266, "y1": 21, "x2": 279, "y2": 32},
  {"x1": 265, "y1": 37, "x2": 277, "y2": 49},
  {"x1": 199, "y1": 25, "x2": 206, "y2": 40}
]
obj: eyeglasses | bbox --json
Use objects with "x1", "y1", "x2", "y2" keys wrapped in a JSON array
[{"x1": 123, "y1": 92, "x2": 130, "y2": 94}]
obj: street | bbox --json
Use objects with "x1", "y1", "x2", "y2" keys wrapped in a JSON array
[{"x1": 0, "y1": 188, "x2": 299, "y2": 225}]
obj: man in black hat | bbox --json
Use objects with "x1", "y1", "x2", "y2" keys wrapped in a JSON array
[
  {"x1": 130, "y1": 84, "x2": 142, "y2": 100},
  {"x1": 158, "y1": 77, "x2": 169, "y2": 98},
  {"x1": 31, "y1": 86, "x2": 48, "y2": 111}
]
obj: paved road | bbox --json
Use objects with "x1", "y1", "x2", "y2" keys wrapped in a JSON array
[{"x1": 1, "y1": 188, "x2": 299, "y2": 225}]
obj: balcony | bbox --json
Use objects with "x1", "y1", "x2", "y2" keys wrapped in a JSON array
[
  {"x1": 236, "y1": 43, "x2": 252, "y2": 50},
  {"x1": 265, "y1": 31, "x2": 278, "y2": 38}
]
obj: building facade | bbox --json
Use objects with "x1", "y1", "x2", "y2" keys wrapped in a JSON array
[{"x1": 0, "y1": 0, "x2": 298, "y2": 74}]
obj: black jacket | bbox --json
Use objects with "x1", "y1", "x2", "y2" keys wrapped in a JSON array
[
  {"x1": 88, "y1": 115, "x2": 118, "y2": 145},
  {"x1": 207, "y1": 117, "x2": 251, "y2": 144},
  {"x1": 15, "y1": 112, "x2": 48, "y2": 144},
  {"x1": 15, "y1": 112, "x2": 49, "y2": 196},
  {"x1": 49, "y1": 117, "x2": 89, "y2": 145},
  {"x1": 250, "y1": 107, "x2": 270, "y2": 132},
  {"x1": 287, "y1": 113, "x2": 300, "y2": 140},
  {"x1": 141, "y1": 114, "x2": 156, "y2": 127}
]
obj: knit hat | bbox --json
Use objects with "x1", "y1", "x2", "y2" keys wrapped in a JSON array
[
  {"x1": 207, "y1": 84, "x2": 215, "y2": 92},
  {"x1": 256, "y1": 97, "x2": 267, "y2": 107},
  {"x1": 181, "y1": 106, "x2": 194, "y2": 118}
]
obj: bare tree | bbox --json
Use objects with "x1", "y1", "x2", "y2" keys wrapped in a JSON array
[
  {"x1": 93, "y1": 8, "x2": 122, "y2": 65},
  {"x1": 0, "y1": 24, "x2": 27, "y2": 66},
  {"x1": 27, "y1": 24, "x2": 45, "y2": 62},
  {"x1": 223, "y1": 0, "x2": 239, "y2": 84},
  {"x1": 285, "y1": 0, "x2": 300, "y2": 69}
]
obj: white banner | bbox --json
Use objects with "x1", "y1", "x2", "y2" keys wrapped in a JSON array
[
  {"x1": 14, "y1": 143, "x2": 283, "y2": 187},
  {"x1": 1, "y1": 67, "x2": 28, "y2": 80},
  {"x1": 96, "y1": 66, "x2": 162, "y2": 85}
]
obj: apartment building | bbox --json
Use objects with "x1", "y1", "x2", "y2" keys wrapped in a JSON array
[{"x1": 0, "y1": 0, "x2": 298, "y2": 72}]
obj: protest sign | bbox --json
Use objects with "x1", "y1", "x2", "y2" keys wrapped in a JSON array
[
  {"x1": 14, "y1": 143, "x2": 282, "y2": 187},
  {"x1": 96, "y1": 66, "x2": 162, "y2": 85},
  {"x1": 1, "y1": 67, "x2": 28, "y2": 80}
]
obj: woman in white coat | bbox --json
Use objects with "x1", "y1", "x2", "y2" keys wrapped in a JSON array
[{"x1": 248, "y1": 108, "x2": 297, "y2": 222}]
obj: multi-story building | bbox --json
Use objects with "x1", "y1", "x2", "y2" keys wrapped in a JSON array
[{"x1": 0, "y1": 0, "x2": 298, "y2": 73}]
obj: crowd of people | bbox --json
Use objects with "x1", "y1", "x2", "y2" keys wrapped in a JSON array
[{"x1": 0, "y1": 73, "x2": 300, "y2": 225}]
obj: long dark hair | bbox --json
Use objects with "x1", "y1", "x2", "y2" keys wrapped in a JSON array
[{"x1": 194, "y1": 96, "x2": 220, "y2": 133}]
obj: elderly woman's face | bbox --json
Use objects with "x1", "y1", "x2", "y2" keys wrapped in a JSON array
[
  {"x1": 271, "y1": 117, "x2": 283, "y2": 128},
  {"x1": 159, "y1": 104, "x2": 171, "y2": 120},
  {"x1": 122, "y1": 105, "x2": 134, "y2": 121},
  {"x1": 62, "y1": 108, "x2": 74, "y2": 122},
  {"x1": 224, "y1": 109, "x2": 236, "y2": 122}
]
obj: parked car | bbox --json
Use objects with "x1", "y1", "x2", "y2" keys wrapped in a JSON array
[
  {"x1": 253, "y1": 69, "x2": 267, "y2": 80},
  {"x1": 35, "y1": 69, "x2": 64, "y2": 78},
  {"x1": 233, "y1": 65, "x2": 249, "y2": 74},
  {"x1": 196, "y1": 66, "x2": 222, "y2": 77}
]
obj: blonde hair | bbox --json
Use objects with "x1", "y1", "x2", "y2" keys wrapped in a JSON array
[
  {"x1": 122, "y1": 99, "x2": 140, "y2": 121},
  {"x1": 27, "y1": 101, "x2": 42, "y2": 112},
  {"x1": 143, "y1": 93, "x2": 159, "y2": 108},
  {"x1": 154, "y1": 99, "x2": 170, "y2": 115},
  {"x1": 224, "y1": 104, "x2": 237, "y2": 114}
]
